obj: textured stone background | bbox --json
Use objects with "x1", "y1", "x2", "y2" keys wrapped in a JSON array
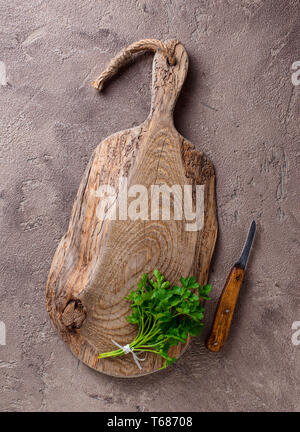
[{"x1": 0, "y1": 0, "x2": 299, "y2": 412}]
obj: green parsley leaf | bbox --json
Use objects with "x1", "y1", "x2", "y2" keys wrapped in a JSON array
[{"x1": 98, "y1": 271, "x2": 212, "y2": 369}]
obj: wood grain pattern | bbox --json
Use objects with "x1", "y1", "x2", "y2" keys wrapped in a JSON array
[
  {"x1": 206, "y1": 266, "x2": 245, "y2": 352},
  {"x1": 46, "y1": 40, "x2": 218, "y2": 377}
]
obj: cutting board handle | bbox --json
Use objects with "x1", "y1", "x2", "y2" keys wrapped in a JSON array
[
  {"x1": 92, "y1": 39, "x2": 177, "y2": 91},
  {"x1": 92, "y1": 38, "x2": 189, "y2": 121}
]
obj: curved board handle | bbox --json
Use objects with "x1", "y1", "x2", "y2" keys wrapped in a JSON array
[
  {"x1": 91, "y1": 38, "x2": 177, "y2": 91},
  {"x1": 91, "y1": 39, "x2": 188, "y2": 122},
  {"x1": 206, "y1": 266, "x2": 245, "y2": 352}
]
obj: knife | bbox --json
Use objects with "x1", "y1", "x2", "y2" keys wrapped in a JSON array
[{"x1": 206, "y1": 220, "x2": 256, "y2": 352}]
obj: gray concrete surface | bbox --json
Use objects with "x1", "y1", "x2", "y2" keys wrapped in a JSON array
[{"x1": 0, "y1": 0, "x2": 299, "y2": 412}]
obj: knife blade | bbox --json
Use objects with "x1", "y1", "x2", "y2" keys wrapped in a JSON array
[{"x1": 235, "y1": 220, "x2": 256, "y2": 269}]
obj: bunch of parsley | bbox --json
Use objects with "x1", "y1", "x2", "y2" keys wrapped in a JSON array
[{"x1": 98, "y1": 270, "x2": 212, "y2": 369}]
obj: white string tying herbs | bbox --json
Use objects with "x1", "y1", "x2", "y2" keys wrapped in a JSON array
[{"x1": 111, "y1": 339, "x2": 145, "y2": 370}]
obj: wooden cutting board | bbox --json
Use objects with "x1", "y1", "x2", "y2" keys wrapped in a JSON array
[{"x1": 46, "y1": 39, "x2": 218, "y2": 377}]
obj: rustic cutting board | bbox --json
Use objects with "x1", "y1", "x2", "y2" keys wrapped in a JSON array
[{"x1": 46, "y1": 39, "x2": 218, "y2": 377}]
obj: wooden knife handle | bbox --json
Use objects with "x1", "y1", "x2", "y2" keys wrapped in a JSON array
[{"x1": 206, "y1": 266, "x2": 245, "y2": 352}]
